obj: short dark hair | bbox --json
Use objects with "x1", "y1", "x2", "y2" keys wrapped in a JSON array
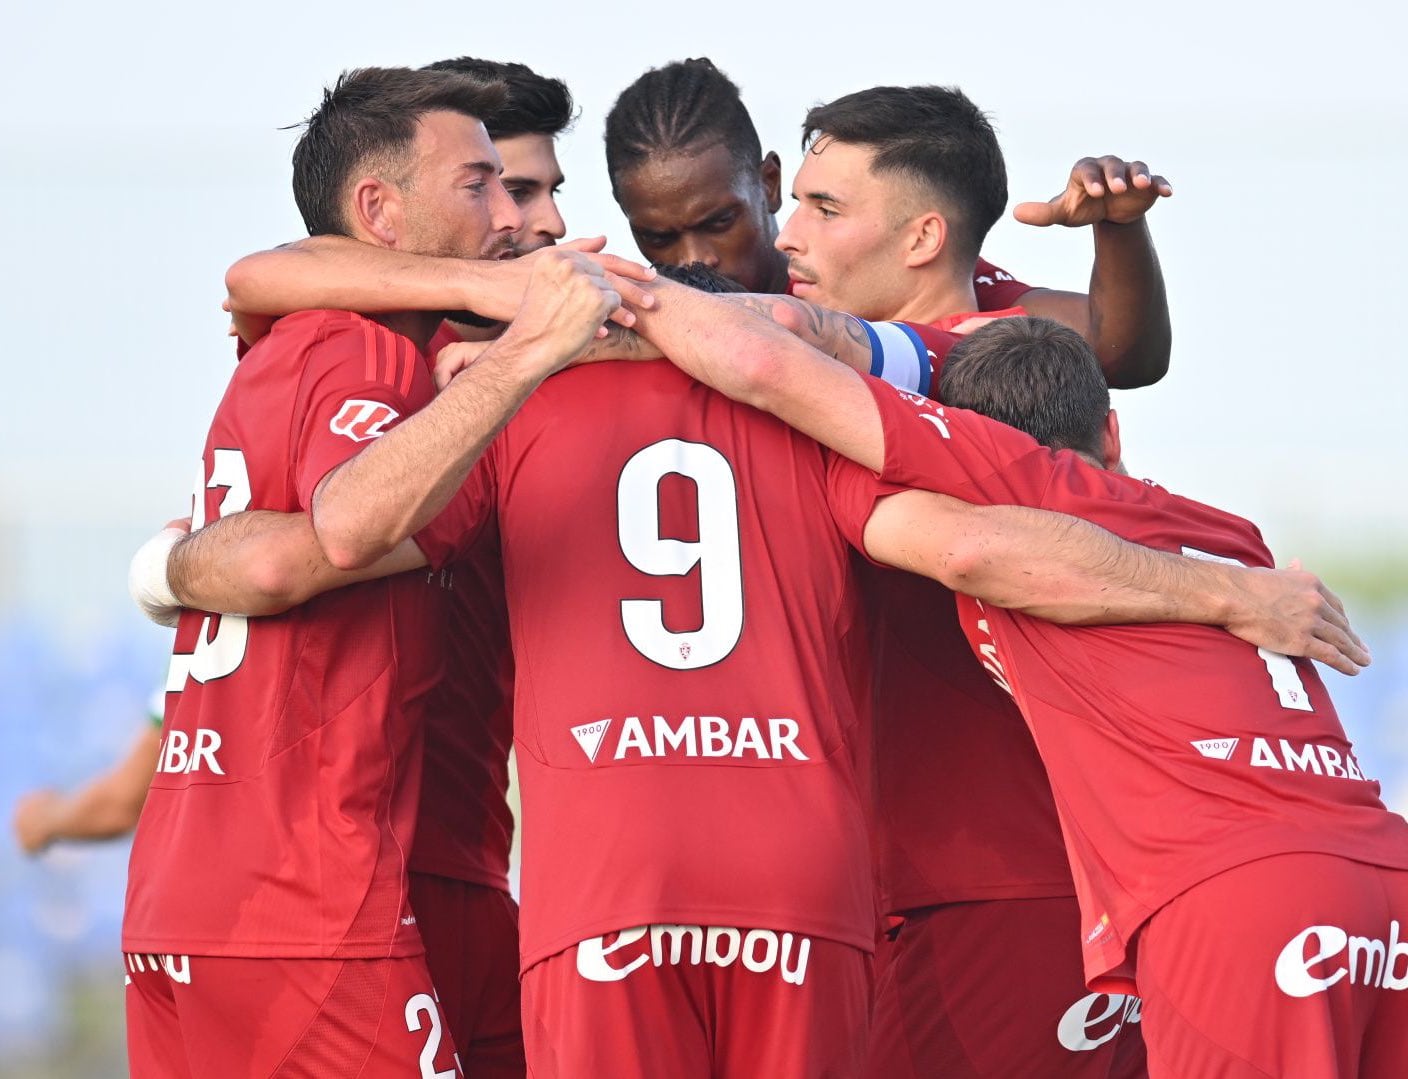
[
  {"x1": 802, "y1": 86, "x2": 1006, "y2": 265},
  {"x1": 654, "y1": 261, "x2": 748, "y2": 294},
  {"x1": 291, "y1": 66, "x2": 506, "y2": 237},
  {"x1": 604, "y1": 58, "x2": 762, "y2": 197},
  {"x1": 422, "y1": 57, "x2": 574, "y2": 141},
  {"x1": 939, "y1": 318, "x2": 1109, "y2": 456}
]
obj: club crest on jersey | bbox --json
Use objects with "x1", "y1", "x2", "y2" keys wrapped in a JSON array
[
  {"x1": 571, "y1": 720, "x2": 612, "y2": 763},
  {"x1": 330, "y1": 399, "x2": 399, "y2": 442}
]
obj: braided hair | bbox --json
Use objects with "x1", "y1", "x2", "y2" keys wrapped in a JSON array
[{"x1": 604, "y1": 58, "x2": 761, "y2": 196}]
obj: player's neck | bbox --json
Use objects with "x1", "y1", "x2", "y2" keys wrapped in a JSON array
[
  {"x1": 886, "y1": 266, "x2": 979, "y2": 324},
  {"x1": 371, "y1": 311, "x2": 443, "y2": 353}
]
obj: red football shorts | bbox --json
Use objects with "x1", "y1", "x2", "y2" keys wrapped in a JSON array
[
  {"x1": 520, "y1": 924, "x2": 871, "y2": 1078},
  {"x1": 865, "y1": 896, "x2": 1146, "y2": 1078},
  {"x1": 1136, "y1": 852, "x2": 1408, "y2": 1078},
  {"x1": 409, "y1": 872, "x2": 524, "y2": 1078},
  {"x1": 124, "y1": 952, "x2": 459, "y2": 1077}
]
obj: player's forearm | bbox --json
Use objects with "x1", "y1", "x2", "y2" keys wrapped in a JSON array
[
  {"x1": 866, "y1": 497, "x2": 1175, "y2": 617},
  {"x1": 976, "y1": 513, "x2": 1239, "y2": 626},
  {"x1": 636, "y1": 281, "x2": 886, "y2": 469},
  {"x1": 170, "y1": 511, "x2": 328, "y2": 615},
  {"x1": 169, "y1": 511, "x2": 427, "y2": 614},
  {"x1": 1084, "y1": 219, "x2": 1171, "y2": 388},
  {"x1": 313, "y1": 337, "x2": 548, "y2": 569},
  {"x1": 720, "y1": 295, "x2": 874, "y2": 373},
  {"x1": 225, "y1": 237, "x2": 515, "y2": 325}
]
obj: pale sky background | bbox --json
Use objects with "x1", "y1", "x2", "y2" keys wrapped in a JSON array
[{"x1": 1, "y1": 0, "x2": 1406, "y2": 640}]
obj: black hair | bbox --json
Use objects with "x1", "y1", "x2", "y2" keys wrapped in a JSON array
[
  {"x1": 291, "y1": 66, "x2": 506, "y2": 237},
  {"x1": 939, "y1": 318, "x2": 1110, "y2": 456},
  {"x1": 422, "y1": 57, "x2": 574, "y2": 141},
  {"x1": 604, "y1": 58, "x2": 762, "y2": 196},
  {"x1": 802, "y1": 86, "x2": 1006, "y2": 264},
  {"x1": 654, "y1": 261, "x2": 748, "y2": 294}
]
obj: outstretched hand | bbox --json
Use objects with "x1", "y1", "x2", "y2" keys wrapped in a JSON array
[
  {"x1": 1223, "y1": 563, "x2": 1371, "y2": 677},
  {"x1": 1014, "y1": 156, "x2": 1172, "y2": 229}
]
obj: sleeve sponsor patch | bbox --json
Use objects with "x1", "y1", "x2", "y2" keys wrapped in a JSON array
[{"x1": 329, "y1": 399, "x2": 400, "y2": 442}]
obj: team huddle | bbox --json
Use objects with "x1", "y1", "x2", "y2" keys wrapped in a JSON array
[{"x1": 118, "y1": 56, "x2": 1408, "y2": 1078}]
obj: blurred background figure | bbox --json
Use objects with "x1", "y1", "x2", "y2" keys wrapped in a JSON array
[{"x1": 12, "y1": 692, "x2": 161, "y2": 855}]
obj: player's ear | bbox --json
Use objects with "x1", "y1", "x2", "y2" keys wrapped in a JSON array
[
  {"x1": 760, "y1": 151, "x2": 783, "y2": 214},
  {"x1": 349, "y1": 176, "x2": 401, "y2": 248},
  {"x1": 903, "y1": 210, "x2": 946, "y2": 269},
  {"x1": 1102, "y1": 409, "x2": 1122, "y2": 471}
]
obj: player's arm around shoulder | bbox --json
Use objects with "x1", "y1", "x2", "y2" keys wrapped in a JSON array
[{"x1": 313, "y1": 249, "x2": 626, "y2": 570}]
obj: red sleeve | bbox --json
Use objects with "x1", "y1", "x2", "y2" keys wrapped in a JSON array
[
  {"x1": 862, "y1": 375, "x2": 1054, "y2": 506},
  {"x1": 974, "y1": 257, "x2": 1035, "y2": 311},
  {"x1": 291, "y1": 318, "x2": 427, "y2": 510},
  {"x1": 823, "y1": 452, "x2": 907, "y2": 566},
  {"x1": 413, "y1": 451, "x2": 498, "y2": 571},
  {"x1": 893, "y1": 321, "x2": 963, "y2": 394}
]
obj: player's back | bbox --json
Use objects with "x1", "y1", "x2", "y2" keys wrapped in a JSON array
[
  {"x1": 124, "y1": 310, "x2": 443, "y2": 960},
  {"x1": 963, "y1": 457, "x2": 1408, "y2": 986},
  {"x1": 426, "y1": 359, "x2": 877, "y2": 969},
  {"x1": 866, "y1": 378, "x2": 1408, "y2": 987}
]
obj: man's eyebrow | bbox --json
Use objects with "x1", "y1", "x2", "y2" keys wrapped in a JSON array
[
  {"x1": 802, "y1": 189, "x2": 843, "y2": 205},
  {"x1": 455, "y1": 160, "x2": 498, "y2": 177}
]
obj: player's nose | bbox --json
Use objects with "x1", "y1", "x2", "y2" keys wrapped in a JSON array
[{"x1": 677, "y1": 235, "x2": 720, "y2": 269}]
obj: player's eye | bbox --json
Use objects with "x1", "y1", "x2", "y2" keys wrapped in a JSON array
[
  {"x1": 817, "y1": 205, "x2": 838, "y2": 220},
  {"x1": 703, "y1": 212, "x2": 738, "y2": 233},
  {"x1": 506, "y1": 186, "x2": 531, "y2": 205},
  {"x1": 638, "y1": 234, "x2": 675, "y2": 251}
]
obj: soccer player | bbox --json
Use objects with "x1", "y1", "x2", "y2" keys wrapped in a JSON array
[
  {"x1": 388, "y1": 56, "x2": 577, "y2": 1077},
  {"x1": 780, "y1": 85, "x2": 1175, "y2": 1077},
  {"x1": 602, "y1": 58, "x2": 1171, "y2": 386},
  {"x1": 747, "y1": 314, "x2": 1407, "y2": 1077},
  {"x1": 220, "y1": 57, "x2": 648, "y2": 353},
  {"x1": 12, "y1": 690, "x2": 162, "y2": 853},
  {"x1": 121, "y1": 66, "x2": 548, "y2": 1077},
  {"x1": 150, "y1": 257, "x2": 1362, "y2": 1077}
]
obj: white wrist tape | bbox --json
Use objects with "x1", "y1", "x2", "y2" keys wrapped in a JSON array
[
  {"x1": 856, "y1": 317, "x2": 934, "y2": 396},
  {"x1": 128, "y1": 527, "x2": 185, "y2": 628}
]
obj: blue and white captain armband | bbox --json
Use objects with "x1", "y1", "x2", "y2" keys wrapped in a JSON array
[{"x1": 853, "y1": 317, "x2": 934, "y2": 398}]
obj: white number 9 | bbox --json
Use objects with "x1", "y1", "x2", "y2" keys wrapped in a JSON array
[{"x1": 617, "y1": 440, "x2": 744, "y2": 670}]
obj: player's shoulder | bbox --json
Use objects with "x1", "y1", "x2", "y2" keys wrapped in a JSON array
[
  {"x1": 260, "y1": 309, "x2": 395, "y2": 352},
  {"x1": 249, "y1": 310, "x2": 422, "y2": 386}
]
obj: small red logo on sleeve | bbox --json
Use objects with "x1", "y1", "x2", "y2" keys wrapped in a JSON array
[{"x1": 329, "y1": 399, "x2": 400, "y2": 442}]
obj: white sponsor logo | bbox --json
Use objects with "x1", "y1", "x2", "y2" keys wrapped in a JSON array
[
  {"x1": 156, "y1": 728, "x2": 224, "y2": 775},
  {"x1": 570, "y1": 720, "x2": 611, "y2": 763},
  {"x1": 974, "y1": 614, "x2": 1015, "y2": 698},
  {"x1": 1250, "y1": 737, "x2": 1367, "y2": 781},
  {"x1": 574, "y1": 714, "x2": 810, "y2": 763},
  {"x1": 1191, "y1": 738, "x2": 1239, "y2": 760},
  {"x1": 1276, "y1": 920, "x2": 1408, "y2": 997},
  {"x1": 576, "y1": 925, "x2": 811, "y2": 986},
  {"x1": 329, "y1": 399, "x2": 399, "y2": 442},
  {"x1": 1057, "y1": 993, "x2": 1142, "y2": 1052},
  {"x1": 401, "y1": 916, "x2": 417, "y2": 926},
  {"x1": 976, "y1": 274, "x2": 994, "y2": 286},
  {"x1": 125, "y1": 953, "x2": 192, "y2": 984}
]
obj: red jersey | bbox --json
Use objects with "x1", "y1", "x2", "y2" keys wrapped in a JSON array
[
  {"x1": 864, "y1": 308, "x2": 1072, "y2": 913},
  {"x1": 866, "y1": 377, "x2": 1408, "y2": 990},
  {"x1": 416, "y1": 360, "x2": 890, "y2": 970},
  {"x1": 973, "y1": 257, "x2": 1032, "y2": 310},
  {"x1": 124, "y1": 310, "x2": 444, "y2": 959},
  {"x1": 408, "y1": 322, "x2": 516, "y2": 892}
]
